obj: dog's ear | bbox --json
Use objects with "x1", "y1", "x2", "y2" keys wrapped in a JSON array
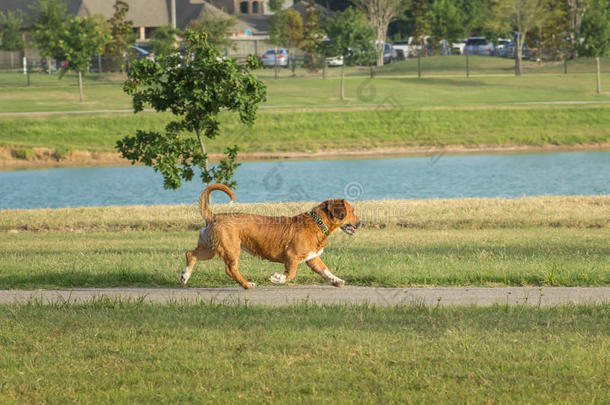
[{"x1": 327, "y1": 199, "x2": 347, "y2": 221}]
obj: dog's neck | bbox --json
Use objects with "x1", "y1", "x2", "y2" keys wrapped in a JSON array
[{"x1": 310, "y1": 210, "x2": 330, "y2": 236}]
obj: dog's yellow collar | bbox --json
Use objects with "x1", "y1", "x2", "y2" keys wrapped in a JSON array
[{"x1": 310, "y1": 210, "x2": 330, "y2": 236}]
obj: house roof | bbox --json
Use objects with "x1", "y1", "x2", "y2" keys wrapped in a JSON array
[{"x1": 0, "y1": 0, "x2": 258, "y2": 32}]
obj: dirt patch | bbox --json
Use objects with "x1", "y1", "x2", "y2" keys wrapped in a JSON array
[{"x1": 1, "y1": 143, "x2": 609, "y2": 170}]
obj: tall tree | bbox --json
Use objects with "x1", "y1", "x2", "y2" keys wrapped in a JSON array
[
  {"x1": 117, "y1": 30, "x2": 266, "y2": 191},
  {"x1": 58, "y1": 16, "x2": 110, "y2": 101},
  {"x1": 270, "y1": 9, "x2": 305, "y2": 52},
  {"x1": 430, "y1": 0, "x2": 465, "y2": 44},
  {"x1": 0, "y1": 10, "x2": 25, "y2": 69},
  {"x1": 324, "y1": 7, "x2": 376, "y2": 99},
  {"x1": 354, "y1": 0, "x2": 411, "y2": 65},
  {"x1": 536, "y1": 0, "x2": 570, "y2": 60},
  {"x1": 31, "y1": 0, "x2": 69, "y2": 67},
  {"x1": 412, "y1": 0, "x2": 432, "y2": 54},
  {"x1": 495, "y1": 0, "x2": 546, "y2": 75},
  {"x1": 149, "y1": 25, "x2": 181, "y2": 57},
  {"x1": 302, "y1": 0, "x2": 325, "y2": 70},
  {"x1": 579, "y1": 0, "x2": 609, "y2": 56},
  {"x1": 104, "y1": 0, "x2": 136, "y2": 72},
  {"x1": 567, "y1": 0, "x2": 588, "y2": 58},
  {"x1": 188, "y1": 13, "x2": 238, "y2": 52},
  {"x1": 580, "y1": 0, "x2": 609, "y2": 93}
]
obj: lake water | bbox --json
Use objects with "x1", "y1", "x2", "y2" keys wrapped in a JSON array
[{"x1": 0, "y1": 151, "x2": 608, "y2": 209}]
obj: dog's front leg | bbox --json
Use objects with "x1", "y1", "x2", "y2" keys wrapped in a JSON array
[
  {"x1": 269, "y1": 260, "x2": 298, "y2": 285},
  {"x1": 305, "y1": 257, "x2": 345, "y2": 287}
]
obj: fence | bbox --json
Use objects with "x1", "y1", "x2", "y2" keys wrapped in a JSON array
[{"x1": 0, "y1": 53, "x2": 607, "y2": 88}]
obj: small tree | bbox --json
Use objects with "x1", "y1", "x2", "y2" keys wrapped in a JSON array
[
  {"x1": 354, "y1": 0, "x2": 411, "y2": 66},
  {"x1": 31, "y1": 0, "x2": 70, "y2": 70},
  {"x1": 117, "y1": 30, "x2": 266, "y2": 191},
  {"x1": 324, "y1": 7, "x2": 376, "y2": 100},
  {"x1": 0, "y1": 10, "x2": 25, "y2": 70},
  {"x1": 149, "y1": 25, "x2": 181, "y2": 57},
  {"x1": 104, "y1": 0, "x2": 136, "y2": 72},
  {"x1": 188, "y1": 13, "x2": 237, "y2": 52},
  {"x1": 57, "y1": 16, "x2": 110, "y2": 101}
]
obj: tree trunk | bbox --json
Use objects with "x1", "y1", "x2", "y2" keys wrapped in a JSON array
[
  {"x1": 340, "y1": 62, "x2": 345, "y2": 100},
  {"x1": 515, "y1": 32, "x2": 524, "y2": 76},
  {"x1": 78, "y1": 71, "x2": 84, "y2": 102},
  {"x1": 376, "y1": 26, "x2": 386, "y2": 67},
  {"x1": 9, "y1": 52, "x2": 14, "y2": 70},
  {"x1": 596, "y1": 56, "x2": 601, "y2": 94}
]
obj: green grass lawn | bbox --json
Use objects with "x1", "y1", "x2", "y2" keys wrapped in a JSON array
[
  {"x1": 1, "y1": 197, "x2": 608, "y2": 289},
  {"x1": 1, "y1": 228, "x2": 607, "y2": 289},
  {"x1": 0, "y1": 301, "x2": 608, "y2": 403}
]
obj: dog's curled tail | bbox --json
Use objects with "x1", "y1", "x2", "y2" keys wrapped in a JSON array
[{"x1": 199, "y1": 183, "x2": 235, "y2": 222}]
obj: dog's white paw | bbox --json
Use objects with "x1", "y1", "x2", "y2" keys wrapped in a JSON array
[
  {"x1": 321, "y1": 269, "x2": 344, "y2": 287},
  {"x1": 269, "y1": 272, "x2": 287, "y2": 284},
  {"x1": 243, "y1": 282, "x2": 256, "y2": 290},
  {"x1": 179, "y1": 270, "x2": 191, "y2": 285}
]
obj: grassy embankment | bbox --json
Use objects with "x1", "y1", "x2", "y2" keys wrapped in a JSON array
[
  {"x1": 0, "y1": 61, "x2": 609, "y2": 162},
  {"x1": 0, "y1": 301, "x2": 608, "y2": 403},
  {"x1": 1, "y1": 196, "x2": 608, "y2": 289}
]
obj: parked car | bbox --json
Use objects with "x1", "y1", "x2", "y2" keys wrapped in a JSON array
[
  {"x1": 260, "y1": 48, "x2": 289, "y2": 68},
  {"x1": 392, "y1": 40, "x2": 416, "y2": 58},
  {"x1": 495, "y1": 38, "x2": 512, "y2": 57},
  {"x1": 464, "y1": 37, "x2": 494, "y2": 56},
  {"x1": 383, "y1": 43, "x2": 396, "y2": 64},
  {"x1": 452, "y1": 39, "x2": 466, "y2": 55},
  {"x1": 325, "y1": 55, "x2": 344, "y2": 67}
]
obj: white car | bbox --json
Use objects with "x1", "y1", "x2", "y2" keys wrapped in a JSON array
[
  {"x1": 452, "y1": 40, "x2": 466, "y2": 55},
  {"x1": 260, "y1": 48, "x2": 289, "y2": 68},
  {"x1": 392, "y1": 40, "x2": 416, "y2": 59},
  {"x1": 326, "y1": 55, "x2": 344, "y2": 67}
]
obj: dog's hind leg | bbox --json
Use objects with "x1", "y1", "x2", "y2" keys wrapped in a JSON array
[
  {"x1": 180, "y1": 244, "x2": 216, "y2": 285},
  {"x1": 218, "y1": 249, "x2": 256, "y2": 290},
  {"x1": 306, "y1": 257, "x2": 345, "y2": 287}
]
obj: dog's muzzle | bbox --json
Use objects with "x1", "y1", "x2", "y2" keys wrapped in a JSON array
[{"x1": 341, "y1": 221, "x2": 364, "y2": 236}]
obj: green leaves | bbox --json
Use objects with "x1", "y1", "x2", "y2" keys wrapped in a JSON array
[
  {"x1": 58, "y1": 16, "x2": 109, "y2": 74},
  {"x1": 118, "y1": 29, "x2": 266, "y2": 190},
  {"x1": 323, "y1": 8, "x2": 376, "y2": 65},
  {"x1": 0, "y1": 10, "x2": 25, "y2": 53}
]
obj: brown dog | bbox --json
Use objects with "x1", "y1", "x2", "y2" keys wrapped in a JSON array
[{"x1": 180, "y1": 183, "x2": 363, "y2": 289}]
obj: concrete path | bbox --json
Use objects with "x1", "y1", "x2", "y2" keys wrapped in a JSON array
[{"x1": 0, "y1": 286, "x2": 608, "y2": 307}]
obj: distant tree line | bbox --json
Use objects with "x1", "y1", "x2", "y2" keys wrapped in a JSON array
[{"x1": 318, "y1": 0, "x2": 608, "y2": 61}]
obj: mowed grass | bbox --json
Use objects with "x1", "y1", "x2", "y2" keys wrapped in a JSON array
[
  {"x1": 1, "y1": 69, "x2": 608, "y2": 156},
  {"x1": 1, "y1": 106, "x2": 608, "y2": 154},
  {"x1": 1, "y1": 69, "x2": 609, "y2": 113},
  {"x1": 0, "y1": 301, "x2": 608, "y2": 403},
  {"x1": 1, "y1": 197, "x2": 608, "y2": 289}
]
